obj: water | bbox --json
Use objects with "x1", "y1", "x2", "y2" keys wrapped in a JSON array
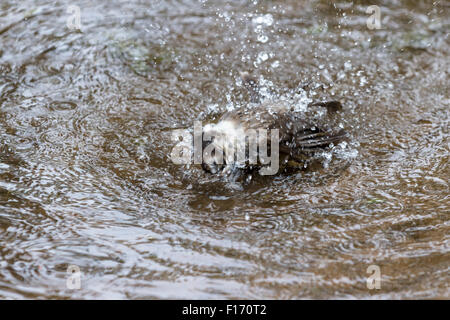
[{"x1": 0, "y1": 0, "x2": 448, "y2": 299}]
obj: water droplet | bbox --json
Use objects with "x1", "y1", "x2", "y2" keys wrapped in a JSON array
[
  {"x1": 257, "y1": 52, "x2": 269, "y2": 64},
  {"x1": 344, "y1": 61, "x2": 352, "y2": 70},
  {"x1": 257, "y1": 34, "x2": 268, "y2": 43},
  {"x1": 252, "y1": 14, "x2": 273, "y2": 26}
]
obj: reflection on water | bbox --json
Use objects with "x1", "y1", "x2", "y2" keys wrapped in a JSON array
[{"x1": 0, "y1": 0, "x2": 448, "y2": 299}]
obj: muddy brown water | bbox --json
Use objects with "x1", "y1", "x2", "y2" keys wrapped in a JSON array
[{"x1": 0, "y1": 0, "x2": 448, "y2": 299}]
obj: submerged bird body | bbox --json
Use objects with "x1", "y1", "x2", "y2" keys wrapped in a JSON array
[{"x1": 201, "y1": 75, "x2": 348, "y2": 176}]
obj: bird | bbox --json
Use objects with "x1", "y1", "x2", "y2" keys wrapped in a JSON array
[{"x1": 200, "y1": 72, "x2": 348, "y2": 177}]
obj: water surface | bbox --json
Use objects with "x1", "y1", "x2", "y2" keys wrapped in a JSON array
[{"x1": 0, "y1": 0, "x2": 449, "y2": 299}]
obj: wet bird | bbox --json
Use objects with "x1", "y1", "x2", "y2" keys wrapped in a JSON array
[{"x1": 200, "y1": 73, "x2": 348, "y2": 176}]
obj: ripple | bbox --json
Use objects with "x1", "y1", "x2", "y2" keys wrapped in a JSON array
[
  {"x1": 0, "y1": 0, "x2": 448, "y2": 300},
  {"x1": 47, "y1": 100, "x2": 78, "y2": 111}
]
